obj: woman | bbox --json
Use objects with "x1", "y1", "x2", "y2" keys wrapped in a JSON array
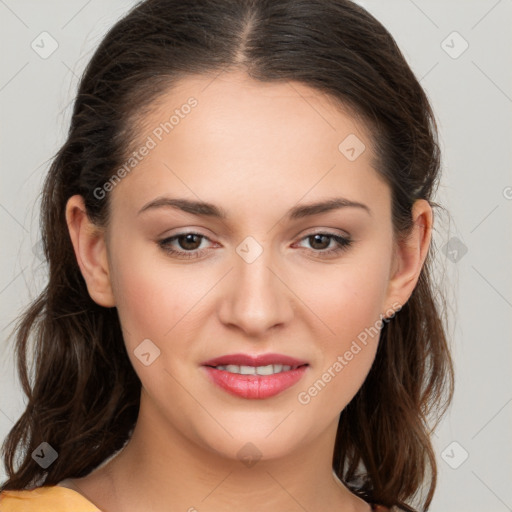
[{"x1": 0, "y1": 0, "x2": 454, "y2": 511}]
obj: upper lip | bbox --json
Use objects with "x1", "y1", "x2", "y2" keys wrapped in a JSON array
[{"x1": 201, "y1": 353, "x2": 309, "y2": 367}]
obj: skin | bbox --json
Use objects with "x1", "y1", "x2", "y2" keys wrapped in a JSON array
[{"x1": 64, "y1": 70, "x2": 432, "y2": 512}]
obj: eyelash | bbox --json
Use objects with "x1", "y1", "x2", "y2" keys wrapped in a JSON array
[{"x1": 157, "y1": 231, "x2": 353, "y2": 260}]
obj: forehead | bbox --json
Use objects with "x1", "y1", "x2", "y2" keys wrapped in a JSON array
[
  {"x1": 110, "y1": 70, "x2": 389, "y2": 220},
  {"x1": 144, "y1": 70, "x2": 373, "y2": 157}
]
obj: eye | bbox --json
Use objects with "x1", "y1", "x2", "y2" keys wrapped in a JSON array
[
  {"x1": 158, "y1": 232, "x2": 214, "y2": 259},
  {"x1": 158, "y1": 230, "x2": 352, "y2": 260},
  {"x1": 294, "y1": 232, "x2": 353, "y2": 258}
]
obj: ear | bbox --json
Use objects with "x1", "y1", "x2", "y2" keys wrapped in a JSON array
[
  {"x1": 384, "y1": 199, "x2": 432, "y2": 316},
  {"x1": 65, "y1": 194, "x2": 116, "y2": 307}
]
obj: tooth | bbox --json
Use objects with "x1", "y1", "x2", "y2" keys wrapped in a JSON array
[
  {"x1": 214, "y1": 364, "x2": 297, "y2": 375},
  {"x1": 255, "y1": 364, "x2": 275, "y2": 375}
]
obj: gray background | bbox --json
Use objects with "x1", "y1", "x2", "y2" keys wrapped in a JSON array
[{"x1": 1, "y1": 1, "x2": 511, "y2": 510}]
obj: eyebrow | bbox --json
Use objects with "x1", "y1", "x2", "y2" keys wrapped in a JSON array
[{"x1": 137, "y1": 196, "x2": 371, "y2": 219}]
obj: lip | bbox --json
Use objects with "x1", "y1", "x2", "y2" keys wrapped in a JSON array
[
  {"x1": 201, "y1": 365, "x2": 309, "y2": 399},
  {"x1": 200, "y1": 353, "x2": 310, "y2": 399},
  {"x1": 201, "y1": 353, "x2": 309, "y2": 367}
]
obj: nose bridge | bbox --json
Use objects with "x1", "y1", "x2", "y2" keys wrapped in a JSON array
[{"x1": 219, "y1": 235, "x2": 292, "y2": 335}]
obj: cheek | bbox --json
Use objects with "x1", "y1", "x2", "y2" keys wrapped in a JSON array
[
  {"x1": 297, "y1": 281, "x2": 384, "y2": 419},
  {"x1": 295, "y1": 252, "x2": 391, "y2": 410},
  {"x1": 306, "y1": 253, "x2": 391, "y2": 346},
  {"x1": 108, "y1": 245, "x2": 203, "y2": 350},
  {"x1": 330, "y1": 269, "x2": 388, "y2": 339}
]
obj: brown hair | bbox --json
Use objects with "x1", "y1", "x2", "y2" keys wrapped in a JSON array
[{"x1": 1, "y1": 1, "x2": 454, "y2": 510}]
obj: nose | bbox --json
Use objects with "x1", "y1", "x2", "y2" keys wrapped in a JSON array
[{"x1": 217, "y1": 246, "x2": 294, "y2": 337}]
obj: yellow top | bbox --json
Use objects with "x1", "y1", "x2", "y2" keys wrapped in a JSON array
[
  {"x1": 0, "y1": 485, "x2": 392, "y2": 511},
  {"x1": 0, "y1": 485, "x2": 101, "y2": 511}
]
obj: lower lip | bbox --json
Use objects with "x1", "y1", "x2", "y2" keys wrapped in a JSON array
[{"x1": 201, "y1": 365, "x2": 308, "y2": 399}]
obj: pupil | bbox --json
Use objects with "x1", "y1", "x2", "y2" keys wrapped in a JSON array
[
  {"x1": 180, "y1": 234, "x2": 200, "y2": 250},
  {"x1": 311, "y1": 234, "x2": 329, "y2": 250}
]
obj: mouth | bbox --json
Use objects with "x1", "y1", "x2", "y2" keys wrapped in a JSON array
[{"x1": 200, "y1": 353, "x2": 310, "y2": 399}]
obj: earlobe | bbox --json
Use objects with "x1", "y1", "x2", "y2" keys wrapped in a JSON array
[
  {"x1": 384, "y1": 199, "x2": 432, "y2": 314},
  {"x1": 65, "y1": 195, "x2": 116, "y2": 307}
]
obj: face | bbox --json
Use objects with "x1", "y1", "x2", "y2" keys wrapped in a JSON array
[{"x1": 77, "y1": 71, "x2": 414, "y2": 461}]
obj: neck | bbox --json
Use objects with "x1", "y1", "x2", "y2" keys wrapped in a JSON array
[{"x1": 73, "y1": 393, "x2": 370, "y2": 512}]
